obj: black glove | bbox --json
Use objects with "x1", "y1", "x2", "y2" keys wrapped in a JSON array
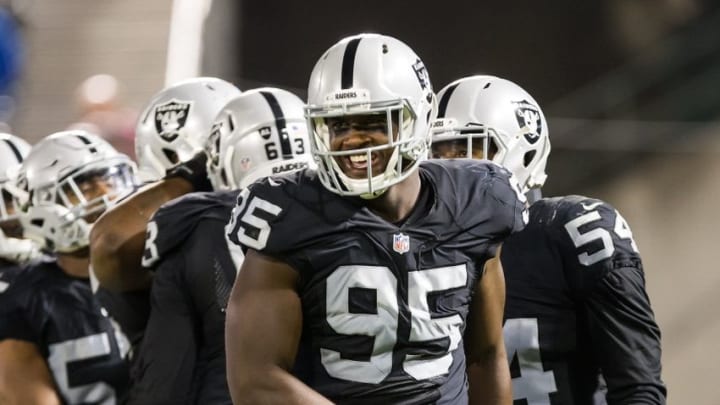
[{"x1": 164, "y1": 152, "x2": 213, "y2": 192}]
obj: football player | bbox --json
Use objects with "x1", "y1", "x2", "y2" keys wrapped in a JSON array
[
  {"x1": 432, "y1": 75, "x2": 666, "y2": 404},
  {"x1": 225, "y1": 34, "x2": 525, "y2": 404},
  {"x1": 127, "y1": 87, "x2": 314, "y2": 404},
  {"x1": 89, "y1": 77, "x2": 241, "y2": 350},
  {"x1": 0, "y1": 130, "x2": 137, "y2": 404},
  {"x1": 0, "y1": 133, "x2": 40, "y2": 292}
]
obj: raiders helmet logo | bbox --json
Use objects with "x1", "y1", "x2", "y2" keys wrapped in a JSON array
[
  {"x1": 154, "y1": 99, "x2": 192, "y2": 142},
  {"x1": 412, "y1": 59, "x2": 434, "y2": 104},
  {"x1": 259, "y1": 126, "x2": 272, "y2": 140},
  {"x1": 412, "y1": 59, "x2": 430, "y2": 91},
  {"x1": 207, "y1": 121, "x2": 223, "y2": 168},
  {"x1": 513, "y1": 100, "x2": 542, "y2": 144}
]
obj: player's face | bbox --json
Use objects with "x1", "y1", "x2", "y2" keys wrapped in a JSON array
[
  {"x1": 432, "y1": 138, "x2": 490, "y2": 160},
  {"x1": 0, "y1": 191, "x2": 22, "y2": 238},
  {"x1": 326, "y1": 113, "x2": 399, "y2": 179},
  {"x1": 61, "y1": 172, "x2": 125, "y2": 224}
]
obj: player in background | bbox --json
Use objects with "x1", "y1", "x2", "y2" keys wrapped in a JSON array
[
  {"x1": 89, "y1": 77, "x2": 241, "y2": 351},
  {"x1": 0, "y1": 133, "x2": 41, "y2": 292},
  {"x1": 225, "y1": 34, "x2": 524, "y2": 405},
  {"x1": 432, "y1": 75, "x2": 666, "y2": 404},
  {"x1": 127, "y1": 87, "x2": 314, "y2": 404},
  {"x1": 0, "y1": 130, "x2": 137, "y2": 404}
]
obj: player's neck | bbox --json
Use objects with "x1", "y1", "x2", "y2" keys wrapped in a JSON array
[
  {"x1": 57, "y1": 250, "x2": 91, "y2": 279},
  {"x1": 365, "y1": 172, "x2": 422, "y2": 223}
]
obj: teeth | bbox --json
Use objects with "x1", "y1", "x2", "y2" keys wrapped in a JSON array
[{"x1": 349, "y1": 154, "x2": 367, "y2": 163}]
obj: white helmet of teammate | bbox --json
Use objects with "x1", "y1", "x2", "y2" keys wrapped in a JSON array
[
  {"x1": 432, "y1": 75, "x2": 550, "y2": 193},
  {"x1": 205, "y1": 87, "x2": 315, "y2": 190},
  {"x1": 135, "y1": 77, "x2": 241, "y2": 181},
  {"x1": 17, "y1": 130, "x2": 138, "y2": 253},
  {"x1": 0, "y1": 133, "x2": 40, "y2": 262},
  {"x1": 305, "y1": 33, "x2": 437, "y2": 198}
]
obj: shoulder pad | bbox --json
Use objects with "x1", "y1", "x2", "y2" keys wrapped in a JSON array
[
  {"x1": 422, "y1": 160, "x2": 528, "y2": 239},
  {"x1": 141, "y1": 190, "x2": 239, "y2": 268},
  {"x1": 534, "y1": 195, "x2": 642, "y2": 273},
  {"x1": 226, "y1": 169, "x2": 368, "y2": 255}
]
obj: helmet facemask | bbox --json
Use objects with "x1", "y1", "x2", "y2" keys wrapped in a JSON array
[
  {"x1": 307, "y1": 98, "x2": 428, "y2": 199},
  {"x1": 431, "y1": 119, "x2": 505, "y2": 161},
  {"x1": 22, "y1": 159, "x2": 137, "y2": 253},
  {"x1": 0, "y1": 171, "x2": 25, "y2": 239},
  {"x1": 433, "y1": 76, "x2": 550, "y2": 194},
  {"x1": 205, "y1": 88, "x2": 315, "y2": 191}
]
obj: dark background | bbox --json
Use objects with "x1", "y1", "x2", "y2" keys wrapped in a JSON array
[{"x1": 217, "y1": 0, "x2": 720, "y2": 195}]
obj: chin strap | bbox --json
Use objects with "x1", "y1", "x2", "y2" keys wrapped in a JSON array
[
  {"x1": 526, "y1": 188, "x2": 543, "y2": 205},
  {"x1": 359, "y1": 188, "x2": 388, "y2": 200}
]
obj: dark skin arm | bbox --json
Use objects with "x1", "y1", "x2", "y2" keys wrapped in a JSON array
[
  {"x1": 89, "y1": 177, "x2": 192, "y2": 292},
  {"x1": 466, "y1": 246, "x2": 512, "y2": 405},
  {"x1": 0, "y1": 340, "x2": 62, "y2": 405},
  {"x1": 225, "y1": 249, "x2": 333, "y2": 405}
]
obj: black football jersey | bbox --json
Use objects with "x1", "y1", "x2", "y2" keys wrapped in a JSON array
[
  {"x1": 0, "y1": 259, "x2": 130, "y2": 404},
  {"x1": 0, "y1": 258, "x2": 24, "y2": 294},
  {"x1": 128, "y1": 190, "x2": 240, "y2": 405},
  {"x1": 501, "y1": 196, "x2": 666, "y2": 404},
  {"x1": 227, "y1": 160, "x2": 527, "y2": 404}
]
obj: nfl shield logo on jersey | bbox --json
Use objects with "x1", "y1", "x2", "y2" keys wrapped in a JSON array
[{"x1": 393, "y1": 233, "x2": 410, "y2": 254}]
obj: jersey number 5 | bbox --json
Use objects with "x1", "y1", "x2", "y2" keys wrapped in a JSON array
[
  {"x1": 47, "y1": 332, "x2": 119, "y2": 404},
  {"x1": 564, "y1": 209, "x2": 638, "y2": 266},
  {"x1": 227, "y1": 190, "x2": 282, "y2": 250}
]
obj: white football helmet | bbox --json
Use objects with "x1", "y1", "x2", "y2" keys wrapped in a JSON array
[
  {"x1": 17, "y1": 130, "x2": 138, "y2": 253},
  {"x1": 0, "y1": 133, "x2": 40, "y2": 262},
  {"x1": 306, "y1": 33, "x2": 437, "y2": 198},
  {"x1": 205, "y1": 87, "x2": 315, "y2": 190},
  {"x1": 432, "y1": 75, "x2": 550, "y2": 193},
  {"x1": 135, "y1": 77, "x2": 241, "y2": 181}
]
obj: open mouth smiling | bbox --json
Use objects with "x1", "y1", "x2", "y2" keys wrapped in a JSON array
[{"x1": 341, "y1": 151, "x2": 384, "y2": 178}]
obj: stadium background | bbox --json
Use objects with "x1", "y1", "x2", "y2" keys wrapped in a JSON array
[{"x1": 2, "y1": 0, "x2": 719, "y2": 402}]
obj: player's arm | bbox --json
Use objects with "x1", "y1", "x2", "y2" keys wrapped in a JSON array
[
  {"x1": 584, "y1": 266, "x2": 666, "y2": 404},
  {"x1": 465, "y1": 246, "x2": 512, "y2": 405},
  {"x1": 0, "y1": 339, "x2": 62, "y2": 405},
  {"x1": 89, "y1": 177, "x2": 192, "y2": 292},
  {"x1": 225, "y1": 249, "x2": 333, "y2": 405},
  {"x1": 562, "y1": 200, "x2": 666, "y2": 403},
  {"x1": 126, "y1": 253, "x2": 196, "y2": 405}
]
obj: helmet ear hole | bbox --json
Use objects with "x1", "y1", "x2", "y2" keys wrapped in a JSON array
[
  {"x1": 162, "y1": 148, "x2": 179, "y2": 164},
  {"x1": 523, "y1": 150, "x2": 536, "y2": 167},
  {"x1": 220, "y1": 168, "x2": 229, "y2": 187}
]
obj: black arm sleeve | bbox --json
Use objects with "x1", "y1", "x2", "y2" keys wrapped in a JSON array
[
  {"x1": 584, "y1": 265, "x2": 667, "y2": 404},
  {"x1": 127, "y1": 252, "x2": 197, "y2": 405}
]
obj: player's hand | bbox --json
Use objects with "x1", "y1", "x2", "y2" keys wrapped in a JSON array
[
  {"x1": 0, "y1": 231, "x2": 42, "y2": 263},
  {"x1": 164, "y1": 152, "x2": 213, "y2": 192}
]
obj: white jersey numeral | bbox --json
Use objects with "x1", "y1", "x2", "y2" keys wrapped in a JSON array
[
  {"x1": 141, "y1": 220, "x2": 160, "y2": 267},
  {"x1": 504, "y1": 318, "x2": 557, "y2": 404},
  {"x1": 47, "y1": 332, "x2": 118, "y2": 405},
  {"x1": 228, "y1": 189, "x2": 282, "y2": 250},
  {"x1": 321, "y1": 264, "x2": 467, "y2": 383},
  {"x1": 564, "y1": 209, "x2": 638, "y2": 266}
]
